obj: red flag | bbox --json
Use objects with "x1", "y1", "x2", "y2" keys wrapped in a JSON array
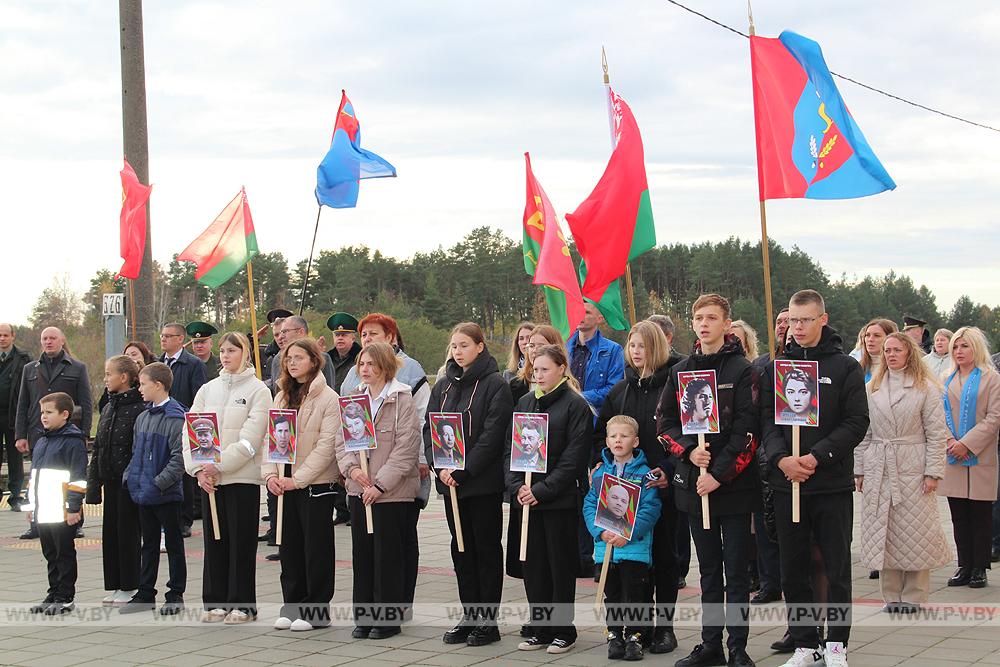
[
  {"x1": 117, "y1": 158, "x2": 152, "y2": 280},
  {"x1": 177, "y1": 188, "x2": 259, "y2": 289},
  {"x1": 522, "y1": 154, "x2": 585, "y2": 337},
  {"x1": 565, "y1": 89, "x2": 655, "y2": 301}
]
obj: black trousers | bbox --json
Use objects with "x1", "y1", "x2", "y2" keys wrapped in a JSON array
[
  {"x1": 775, "y1": 491, "x2": 852, "y2": 648},
  {"x1": 202, "y1": 484, "x2": 258, "y2": 615},
  {"x1": 754, "y1": 510, "x2": 782, "y2": 594},
  {"x1": 102, "y1": 478, "x2": 141, "y2": 592},
  {"x1": 279, "y1": 488, "x2": 336, "y2": 624},
  {"x1": 0, "y1": 418, "x2": 23, "y2": 500},
  {"x1": 349, "y1": 497, "x2": 418, "y2": 629},
  {"x1": 265, "y1": 490, "x2": 277, "y2": 540},
  {"x1": 605, "y1": 560, "x2": 653, "y2": 637},
  {"x1": 333, "y1": 482, "x2": 349, "y2": 518},
  {"x1": 39, "y1": 522, "x2": 77, "y2": 601},
  {"x1": 522, "y1": 507, "x2": 579, "y2": 643},
  {"x1": 138, "y1": 501, "x2": 186, "y2": 601},
  {"x1": 690, "y1": 512, "x2": 752, "y2": 650},
  {"x1": 404, "y1": 499, "x2": 421, "y2": 607},
  {"x1": 443, "y1": 492, "x2": 503, "y2": 621},
  {"x1": 949, "y1": 497, "x2": 993, "y2": 569},
  {"x1": 675, "y1": 508, "x2": 692, "y2": 579},
  {"x1": 651, "y1": 487, "x2": 679, "y2": 627},
  {"x1": 181, "y1": 475, "x2": 195, "y2": 528}
]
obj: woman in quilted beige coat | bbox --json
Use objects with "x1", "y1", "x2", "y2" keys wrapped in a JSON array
[{"x1": 855, "y1": 333, "x2": 951, "y2": 611}]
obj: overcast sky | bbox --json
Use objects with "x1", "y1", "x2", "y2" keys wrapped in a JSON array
[{"x1": 3, "y1": 1, "x2": 998, "y2": 325}]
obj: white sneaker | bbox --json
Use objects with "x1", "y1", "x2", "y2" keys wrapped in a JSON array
[
  {"x1": 289, "y1": 619, "x2": 313, "y2": 632},
  {"x1": 159, "y1": 534, "x2": 166, "y2": 553},
  {"x1": 114, "y1": 590, "x2": 137, "y2": 605},
  {"x1": 779, "y1": 646, "x2": 825, "y2": 667},
  {"x1": 273, "y1": 616, "x2": 292, "y2": 630},
  {"x1": 200, "y1": 608, "x2": 228, "y2": 623},
  {"x1": 223, "y1": 609, "x2": 254, "y2": 625},
  {"x1": 102, "y1": 590, "x2": 119, "y2": 605},
  {"x1": 825, "y1": 642, "x2": 848, "y2": 667}
]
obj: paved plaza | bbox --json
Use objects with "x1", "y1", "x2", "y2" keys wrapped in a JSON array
[{"x1": 0, "y1": 491, "x2": 998, "y2": 667}]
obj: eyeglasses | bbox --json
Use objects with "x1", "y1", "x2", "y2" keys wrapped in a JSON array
[
  {"x1": 279, "y1": 327, "x2": 304, "y2": 337},
  {"x1": 788, "y1": 317, "x2": 821, "y2": 326},
  {"x1": 159, "y1": 333, "x2": 182, "y2": 339}
]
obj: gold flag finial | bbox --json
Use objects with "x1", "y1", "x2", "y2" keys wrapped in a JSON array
[{"x1": 601, "y1": 46, "x2": 609, "y2": 84}]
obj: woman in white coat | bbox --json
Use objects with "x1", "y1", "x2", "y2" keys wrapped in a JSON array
[
  {"x1": 855, "y1": 333, "x2": 951, "y2": 612},
  {"x1": 185, "y1": 332, "x2": 271, "y2": 624}
]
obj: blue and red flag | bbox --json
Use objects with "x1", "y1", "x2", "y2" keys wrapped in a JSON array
[
  {"x1": 315, "y1": 90, "x2": 396, "y2": 208},
  {"x1": 750, "y1": 31, "x2": 895, "y2": 201}
]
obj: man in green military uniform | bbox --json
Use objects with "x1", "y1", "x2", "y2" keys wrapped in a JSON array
[
  {"x1": 327, "y1": 312, "x2": 361, "y2": 394},
  {"x1": 186, "y1": 322, "x2": 220, "y2": 381}
]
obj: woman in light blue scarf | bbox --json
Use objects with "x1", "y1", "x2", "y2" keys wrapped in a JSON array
[{"x1": 938, "y1": 326, "x2": 1000, "y2": 589}]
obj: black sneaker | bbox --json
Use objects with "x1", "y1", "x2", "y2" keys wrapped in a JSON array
[
  {"x1": 466, "y1": 624, "x2": 501, "y2": 646},
  {"x1": 624, "y1": 633, "x2": 644, "y2": 661},
  {"x1": 160, "y1": 599, "x2": 184, "y2": 615},
  {"x1": 351, "y1": 626, "x2": 371, "y2": 639},
  {"x1": 674, "y1": 643, "x2": 727, "y2": 667},
  {"x1": 30, "y1": 596, "x2": 55, "y2": 614},
  {"x1": 608, "y1": 630, "x2": 626, "y2": 660},
  {"x1": 750, "y1": 589, "x2": 782, "y2": 604},
  {"x1": 119, "y1": 597, "x2": 155, "y2": 614},
  {"x1": 547, "y1": 637, "x2": 575, "y2": 654},
  {"x1": 44, "y1": 600, "x2": 74, "y2": 615},
  {"x1": 727, "y1": 647, "x2": 755, "y2": 667},
  {"x1": 650, "y1": 627, "x2": 678, "y2": 654},
  {"x1": 442, "y1": 621, "x2": 474, "y2": 644},
  {"x1": 770, "y1": 630, "x2": 795, "y2": 653},
  {"x1": 181, "y1": 525, "x2": 192, "y2": 538},
  {"x1": 19, "y1": 527, "x2": 38, "y2": 540}
]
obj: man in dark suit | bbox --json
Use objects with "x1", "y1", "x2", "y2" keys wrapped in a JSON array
[
  {"x1": 0, "y1": 323, "x2": 31, "y2": 510},
  {"x1": 159, "y1": 322, "x2": 207, "y2": 537},
  {"x1": 14, "y1": 327, "x2": 93, "y2": 538}
]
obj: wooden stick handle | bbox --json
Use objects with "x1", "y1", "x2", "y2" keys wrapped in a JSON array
[
  {"x1": 275, "y1": 493, "x2": 284, "y2": 546},
  {"x1": 792, "y1": 425, "x2": 801, "y2": 523},
  {"x1": 698, "y1": 433, "x2": 710, "y2": 530},
  {"x1": 449, "y1": 485, "x2": 464, "y2": 552},
  {"x1": 519, "y1": 471, "x2": 532, "y2": 562},
  {"x1": 359, "y1": 453, "x2": 374, "y2": 534},
  {"x1": 208, "y1": 491, "x2": 221, "y2": 540},
  {"x1": 594, "y1": 545, "x2": 613, "y2": 613}
]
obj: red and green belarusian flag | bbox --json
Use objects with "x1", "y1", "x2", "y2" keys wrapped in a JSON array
[
  {"x1": 177, "y1": 188, "x2": 259, "y2": 288},
  {"x1": 522, "y1": 153, "x2": 585, "y2": 339},
  {"x1": 566, "y1": 87, "x2": 655, "y2": 304}
]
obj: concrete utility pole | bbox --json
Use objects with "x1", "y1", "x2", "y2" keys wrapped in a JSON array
[{"x1": 119, "y1": 0, "x2": 155, "y2": 344}]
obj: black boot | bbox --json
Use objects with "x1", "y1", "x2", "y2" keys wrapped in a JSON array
[
  {"x1": 674, "y1": 643, "x2": 727, "y2": 667},
  {"x1": 466, "y1": 623, "x2": 500, "y2": 646},
  {"x1": 442, "y1": 617, "x2": 475, "y2": 644},
  {"x1": 948, "y1": 567, "x2": 971, "y2": 586},
  {"x1": 608, "y1": 630, "x2": 626, "y2": 660},
  {"x1": 969, "y1": 568, "x2": 988, "y2": 588},
  {"x1": 623, "y1": 632, "x2": 644, "y2": 661},
  {"x1": 649, "y1": 626, "x2": 678, "y2": 654},
  {"x1": 769, "y1": 630, "x2": 794, "y2": 653}
]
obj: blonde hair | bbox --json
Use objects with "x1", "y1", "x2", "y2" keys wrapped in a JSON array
[
  {"x1": 532, "y1": 344, "x2": 581, "y2": 393},
  {"x1": 730, "y1": 320, "x2": 759, "y2": 360},
  {"x1": 517, "y1": 324, "x2": 564, "y2": 384},
  {"x1": 949, "y1": 326, "x2": 996, "y2": 376},
  {"x1": 219, "y1": 332, "x2": 252, "y2": 372},
  {"x1": 870, "y1": 332, "x2": 940, "y2": 393},
  {"x1": 607, "y1": 414, "x2": 639, "y2": 437},
  {"x1": 860, "y1": 319, "x2": 898, "y2": 374},
  {"x1": 357, "y1": 341, "x2": 402, "y2": 382},
  {"x1": 506, "y1": 322, "x2": 536, "y2": 374},
  {"x1": 626, "y1": 321, "x2": 669, "y2": 376}
]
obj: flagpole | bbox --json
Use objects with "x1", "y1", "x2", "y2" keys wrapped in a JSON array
[
  {"x1": 128, "y1": 279, "x2": 138, "y2": 340},
  {"x1": 299, "y1": 204, "x2": 322, "y2": 315},
  {"x1": 603, "y1": 47, "x2": 638, "y2": 327},
  {"x1": 247, "y1": 260, "x2": 264, "y2": 380},
  {"x1": 748, "y1": 11, "x2": 778, "y2": 357}
]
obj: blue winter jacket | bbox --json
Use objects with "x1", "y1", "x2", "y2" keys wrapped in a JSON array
[
  {"x1": 583, "y1": 447, "x2": 661, "y2": 566},
  {"x1": 125, "y1": 398, "x2": 185, "y2": 505},
  {"x1": 567, "y1": 329, "x2": 625, "y2": 415}
]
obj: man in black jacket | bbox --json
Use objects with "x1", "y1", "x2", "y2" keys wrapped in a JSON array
[
  {"x1": 658, "y1": 295, "x2": 759, "y2": 667},
  {"x1": 14, "y1": 327, "x2": 93, "y2": 539},
  {"x1": 158, "y1": 323, "x2": 207, "y2": 536},
  {"x1": 0, "y1": 324, "x2": 30, "y2": 509},
  {"x1": 761, "y1": 290, "x2": 869, "y2": 667}
]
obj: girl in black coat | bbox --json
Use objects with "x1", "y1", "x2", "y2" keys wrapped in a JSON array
[
  {"x1": 424, "y1": 323, "x2": 513, "y2": 647},
  {"x1": 505, "y1": 344, "x2": 592, "y2": 655},
  {"x1": 86, "y1": 355, "x2": 146, "y2": 604},
  {"x1": 594, "y1": 321, "x2": 683, "y2": 654}
]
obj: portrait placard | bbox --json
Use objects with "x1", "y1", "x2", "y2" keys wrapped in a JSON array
[
  {"x1": 510, "y1": 412, "x2": 548, "y2": 474},
  {"x1": 185, "y1": 412, "x2": 221, "y2": 463},
  {"x1": 594, "y1": 473, "x2": 641, "y2": 541},
  {"x1": 429, "y1": 412, "x2": 466, "y2": 470},
  {"x1": 339, "y1": 395, "x2": 377, "y2": 451},
  {"x1": 774, "y1": 360, "x2": 820, "y2": 427},
  {"x1": 677, "y1": 370, "x2": 720, "y2": 435},
  {"x1": 267, "y1": 409, "x2": 297, "y2": 464}
]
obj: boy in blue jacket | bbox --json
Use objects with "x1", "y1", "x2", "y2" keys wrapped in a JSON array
[
  {"x1": 120, "y1": 362, "x2": 187, "y2": 615},
  {"x1": 584, "y1": 415, "x2": 661, "y2": 661},
  {"x1": 24, "y1": 392, "x2": 87, "y2": 615}
]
